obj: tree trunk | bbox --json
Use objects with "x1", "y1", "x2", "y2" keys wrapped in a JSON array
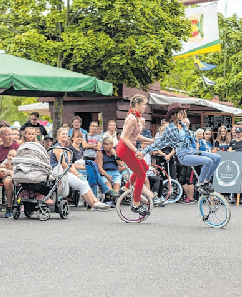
[{"x1": 52, "y1": 97, "x2": 63, "y2": 140}]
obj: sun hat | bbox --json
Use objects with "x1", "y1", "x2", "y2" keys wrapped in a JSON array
[{"x1": 165, "y1": 102, "x2": 190, "y2": 122}]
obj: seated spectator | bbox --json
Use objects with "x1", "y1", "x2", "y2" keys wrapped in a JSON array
[
  {"x1": 0, "y1": 128, "x2": 20, "y2": 218},
  {"x1": 21, "y1": 127, "x2": 37, "y2": 143},
  {"x1": 68, "y1": 116, "x2": 88, "y2": 137},
  {"x1": 50, "y1": 127, "x2": 110, "y2": 210},
  {"x1": 103, "y1": 120, "x2": 118, "y2": 147},
  {"x1": 69, "y1": 130, "x2": 118, "y2": 200},
  {"x1": 183, "y1": 118, "x2": 195, "y2": 138},
  {"x1": 97, "y1": 125, "x2": 103, "y2": 136},
  {"x1": 0, "y1": 120, "x2": 10, "y2": 144},
  {"x1": 82, "y1": 121, "x2": 102, "y2": 161},
  {"x1": 228, "y1": 127, "x2": 242, "y2": 151},
  {"x1": 214, "y1": 126, "x2": 230, "y2": 151},
  {"x1": 196, "y1": 128, "x2": 214, "y2": 153},
  {"x1": 11, "y1": 128, "x2": 21, "y2": 144},
  {"x1": 96, "y1": 137, "x2": 121, "y2": 206},
  {"x1": 20, "y1": 112, "x2": 47, "y2": 136},
  {"x1": 43, "y1": 135, "x2": 53, "y2": 150},
  {"x1": 141, "y1": 141, "x2": 166, "y2": 206}
]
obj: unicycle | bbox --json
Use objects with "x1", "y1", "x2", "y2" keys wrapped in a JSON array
[
  {"x1": 116, "y1": 170, "x2": 153, "y2": 223},
  {"x1": 192, "y1": 166, "x2": 231, "y2": 228}
]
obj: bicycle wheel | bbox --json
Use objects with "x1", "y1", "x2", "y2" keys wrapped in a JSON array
[
  {"x1": 163, "y1": 179, "x2": 183, "y2": 203},
  {"x1": 116, "y1": 189, "x2": 153, "y2": 223},
  {"x1": 198, "y1": 192, "x2": 231, "y2": 228}
]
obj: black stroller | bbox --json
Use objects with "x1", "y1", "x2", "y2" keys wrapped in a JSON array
[{"x1": 12, "y1": 142, "x2": 72, "y2": 221}]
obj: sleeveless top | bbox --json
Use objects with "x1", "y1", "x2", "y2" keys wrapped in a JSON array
[
  {"x1": 50, "y1": 142, "x2": 68, "y2": 168},
  {"x1": 102, "y1": 150, "x2": 118, "y2": 171},
  {"x1": 121, "y1": 114, "x2": 142, "y2": 146}
]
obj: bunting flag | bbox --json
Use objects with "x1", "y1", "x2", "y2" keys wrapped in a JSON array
[
  {"x1": 194, "y1": 56, "x2": 217, "y2": 71},
  {"x1": 202, "y1": 74, "x2": 216, "y2": 86},
  {"x1": 173, "y1": 2, "x2": 221, "y2": 59}
]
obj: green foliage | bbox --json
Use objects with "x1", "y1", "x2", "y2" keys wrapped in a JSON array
[
  {"x1": 0, "y1": 0, "x2": 191, "y2": 92},
  {"x1": 161, "y1": 14, "x2": 242, "y2": 106},
  {"x1": 0, "y1": 96, "x2": 51, "y2": 125}
]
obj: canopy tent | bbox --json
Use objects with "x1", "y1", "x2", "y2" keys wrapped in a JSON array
[
  {"x1": 18, "y1": 102, "x2": 50, "y2": 116},
  {"x1": 149, "y1": 93, "x2": 242, "y2": 117},
  {"x1": 0, "y1": 51, "x2": 113, "y2": 97}
]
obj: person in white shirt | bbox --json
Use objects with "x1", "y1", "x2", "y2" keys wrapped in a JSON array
[{"x1": 103, "y1": 120, "x2": 118, "y2": 147}]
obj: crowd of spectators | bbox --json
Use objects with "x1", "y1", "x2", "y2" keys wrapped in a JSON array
[{"x1": 0, "y1": 110, "x2": 241, "y2": 218}]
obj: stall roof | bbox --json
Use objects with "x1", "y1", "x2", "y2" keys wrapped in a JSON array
[
  {"x1": 149, "y1": 93, "x2": 242, "y2": 117},
  {"x1": 18, "y1": 102, "x2": 50, "y2": 116}
]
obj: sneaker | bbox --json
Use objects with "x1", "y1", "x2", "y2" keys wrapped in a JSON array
[
  {"x1": 119, "y1": 187, "x2": 126, "y2": 195},
  {"x1": 4, "y1": 207, "x2": 13, "y2": 218},
  {"x1": 182, "y1": 198, "x2": 190, "y2": 204},
  {"x1": 105, "y1": 200, "x2": 116, "y2": 208},
  {"x1": 189, "y1": 199, "x2": 196, "y2": 204},
  {"x1": 94, "y1": 202, "x2": 111, "y2": 210},
  {"x1": 106, "y1": 189, "x2": 119, "y2": 199},
  {"x1": 153, "y1": 196, "x2": 162, "y2": 206},
  {"x1": 203, "y1": 182, "x2": 214, "y2": 193},
  {"x1": 78, "y1": 200, "x2": 85, "y2": 207},
  {"x1": 131, "y1": 204, "x2": 150, "y2": 216},
  {"x1": 195, "y1": 183, "x2": 208, "y2": 195}
]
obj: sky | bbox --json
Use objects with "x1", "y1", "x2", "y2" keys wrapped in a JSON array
[{"x1": 206, "y1": 0, "x2": 242, "y2": 17}]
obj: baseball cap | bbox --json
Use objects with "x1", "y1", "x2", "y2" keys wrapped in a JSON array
[
  {"x1": 44, "y1": 135, "x2": 53, "y2": 141},
  {"x1": 235, "y1": 127, "x2": 242, "y2": 133}
]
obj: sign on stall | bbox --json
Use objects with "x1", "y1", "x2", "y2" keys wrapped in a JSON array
[{"x1": 213, "y1": 152, "x2": 242, "y2": 193}]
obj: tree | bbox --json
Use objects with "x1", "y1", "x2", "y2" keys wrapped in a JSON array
[
  {"x1": 160, "y1": 14, "x2": 242, "y2": 106},
  {"x1": 0, "y1": 0, "x2": 191, "y2": 92}
]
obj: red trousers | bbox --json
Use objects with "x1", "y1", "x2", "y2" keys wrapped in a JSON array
[{"x1": 116, "y1": 139, "x2": 149, "y2": 202}]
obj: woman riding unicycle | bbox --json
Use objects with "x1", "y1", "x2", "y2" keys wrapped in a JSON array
[{"x1": 116, "y1": 94, "x2": 156, "y2": 218}]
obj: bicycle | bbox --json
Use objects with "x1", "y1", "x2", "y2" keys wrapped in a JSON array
[
  {"x1": 153, "y1": 161, "x2": 183, "y2": 203},
  {"x1": 116, "y1": 167, "x2": 153, "y2": 223},
  {"x1": 192, "y1": 166, "x2": 231, "y2": 228}
]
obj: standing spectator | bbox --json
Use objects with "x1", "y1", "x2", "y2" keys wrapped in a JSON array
[
  {"x1": 214, "y1": 126, "x2": 230, "y2": 151},
  {"x1": 43, "y1": 135, "x2": 53, "y2": 150},
  {"x1": 196, "y1": 128, "x2": 214, "y2": 152},
  {"x1": 228, "y1": 127, "x2": 242, "y2": 151},
  {"x1": 20, "y1": 112, "x2": 47, "y2": 136},
  {"x1": 82, "y1": 121, "x2": 103, "y2": 161},
  {"x1": 97, "y1": 125, "x2": 103, "y2": 136},
  {"x1": 231, "y1": 125, "x2": 237, "y2": 141},
  {"x1": 0, "y1": 128, "x2": 20, "y2": 218},
  {"x1": 136, "y1": 117, "x2": 152, "y2": 148},
  {"x1": 68, "y1": 116, "x2": 88, "y2": 137},
  {"x1": 103, "y1": 120, "x2": 118, "y2": 147}
]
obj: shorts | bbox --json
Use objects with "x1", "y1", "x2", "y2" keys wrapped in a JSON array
[
  {"x1": 179, "y1": 166, "x2": 194, "y2": 186},
  {"x1": 101, "y1": 170, "x2": 121, "y2": 185}
]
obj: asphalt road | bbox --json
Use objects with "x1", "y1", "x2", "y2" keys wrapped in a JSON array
[{"x1": 0, "y1": 202, "x2": 241, "y2": 297}]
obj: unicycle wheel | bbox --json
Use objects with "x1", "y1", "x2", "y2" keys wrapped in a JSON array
[
  {"x1": 198, "y1": 192, "x2": 231, "y2": 228},
  {"x1": 116, "y1": 189, "x2": 153, "y2": 223}
]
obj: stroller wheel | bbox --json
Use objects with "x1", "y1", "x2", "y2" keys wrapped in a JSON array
[
  {"x1": 36, "y1": 207, "x2": 51, "y2": 221},
  {"x1": 24, "y1": 209, "x2": 34, "y2": 218},
  {"x1": 59, "y1": 200, "x2": 70, "y2": 219},
  {"x1": 13, "y1": 208, "x2": 20, "y2": 220}
]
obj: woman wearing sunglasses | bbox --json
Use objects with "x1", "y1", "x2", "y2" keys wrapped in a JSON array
[{"x1": 136, "y1": 103, "x2": 221, "y2": 195}]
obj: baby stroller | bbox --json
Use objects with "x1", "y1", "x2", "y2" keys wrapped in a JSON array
[{"x1": 12, "y1": 142, "x2": 72, "y2": 221}]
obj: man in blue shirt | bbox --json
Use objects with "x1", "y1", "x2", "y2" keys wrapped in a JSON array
[{"x1": 68, "y1": 116, "x2": 88, "y2": 137}]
